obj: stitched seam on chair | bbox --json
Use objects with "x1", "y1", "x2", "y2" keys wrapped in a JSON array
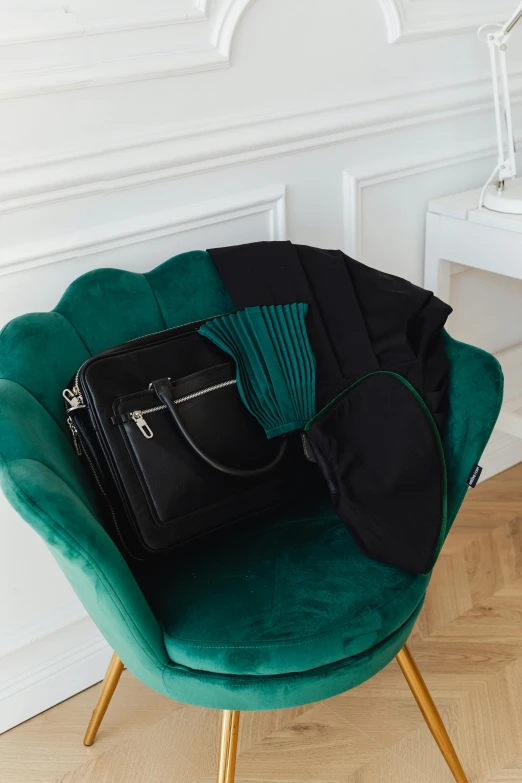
[
  {"x1": 0, "y1": 379, "x2": 95, "y2": 505},
  {"x1": 1, "y1": 457, "x2": 167, "y2": 669},
  {"x1": 0, "y1": 311, "x2": 92, "y2": 435},
  {"x1": 54, "y1": 271, "x2": 160, "y2": 356},
  {"x1": 53, "y1": 310, "x2": 92, "y2": 358},
  {"x1": 161, "y1": 661, "x2": 171, "y2": 693},
  {"x1": 55, "y1": 276, "x2": 166, "y2": 355},
  {"x1": 164, "y1": 577, "x2": 425, "y2": 649},
  {"x1": 161, "y1": 598, "x2": 425, "y2": 685},
  {"x1": 143, "y1": 273, "x2": 168, "y2": 330},
  {"x1": 0, "y1": 371, "x2": 73, "y2": 435}
]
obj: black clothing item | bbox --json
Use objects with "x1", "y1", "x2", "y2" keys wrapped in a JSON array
[
  {"x1": 305, "y1": 373, "x2": 445, "y2": 573},
  {"x1": 209, "y1": 242, "x2": 452, "y2": 430},
  {"x1": 208, "y1": 241, "x2": 452, "y2": 574}
]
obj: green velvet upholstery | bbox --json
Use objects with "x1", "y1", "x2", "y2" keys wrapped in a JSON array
[
  {"x1": 0, "y1": 251, "x2": 503, "y2": 711},
  {"x1": 140, "y1": 495, "x2": 428, "y2": 677}
]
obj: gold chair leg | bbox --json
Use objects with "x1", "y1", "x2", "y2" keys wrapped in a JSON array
[
  {"x1": 83, "y1": 652, "x2": 125, "y2": 746},
  {"x1": 396, "y1": 645, "x2": 468, "y2": 783},
  {"x1": 217, "y1": 710, "x2": 240, "y2": 783}
]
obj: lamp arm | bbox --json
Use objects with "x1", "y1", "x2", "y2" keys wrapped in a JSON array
[
  {"x1": 478, "y1": 2, "x2": 522, "y2": 207},
  {"x1": 479, "y1": 1, "x2": 522, "y2": 185},
  {"x1": 485, "y1": 35, "x2": 517, "y2": 182},
  {"x1": 504, "y1": 1, "x2": 522, "y2": 36},
  {"x1": 499, "y1": 45, "x2": 517, "y2": 178},
  {"x1": 489, "y1": 40, "x2": 507, "y2": 173}
]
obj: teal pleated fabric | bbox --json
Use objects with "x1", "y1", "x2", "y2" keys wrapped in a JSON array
[{"x1": 199, "y1": 304, "x2": 316, "y2": 439}]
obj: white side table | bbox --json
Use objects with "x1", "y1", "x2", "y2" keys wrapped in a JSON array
[{"x1": 425, "y1": 188, "x2": 522, "y2": 443}]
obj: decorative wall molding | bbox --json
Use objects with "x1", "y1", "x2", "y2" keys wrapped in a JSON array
[
  {"x1": 0, "y1": 599, "x2": 110, "y2": 734},
  {"x1": 342, "y1": 140, "x2": 521, "y2": 260},
  {"x1": 0, "y1": 2, "x2": 207, "y2": 46},
  {"x1": 378, "y1": 0, "x2": 515, "y2": 43},
  {"x1": 0, "y1": 0, "x2": 256, "y2": 99},
  {"x1": 0, "y1": 183, "x2": 286, "y2": 277},
  {"x1": 2, "y1": 68, "x2": 521, "y2": 214},
  {"x1": 211, "y1": 0, "x2": 255, "y2": 53}
]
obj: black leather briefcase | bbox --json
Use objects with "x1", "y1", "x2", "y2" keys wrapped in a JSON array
[{"x1": 63, "y1": 316, "x2": 299, "y2": 558}]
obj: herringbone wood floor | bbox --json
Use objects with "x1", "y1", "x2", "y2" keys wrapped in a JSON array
[{"x1": 2, "y1": 463, "x2": 522, "y2": 783}]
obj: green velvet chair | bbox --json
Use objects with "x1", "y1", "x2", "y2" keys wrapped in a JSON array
[{"x1": 0, "y1": 251, "x2": 503, "y2": 783}]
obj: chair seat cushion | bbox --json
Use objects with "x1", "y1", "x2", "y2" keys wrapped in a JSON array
[{"x1": 137, "y1": 496, "x2": 429, "y2": 677}]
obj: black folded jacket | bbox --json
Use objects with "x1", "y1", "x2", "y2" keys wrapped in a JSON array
[{"x1": 208, "y1": 241, "x2": 452, "y2": 573}]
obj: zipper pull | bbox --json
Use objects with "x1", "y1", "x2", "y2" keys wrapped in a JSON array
[
  {"x1": 67, "y1": 416, "x2": 83, "y2": 456},
  {"x1": 131, "y1": 411, "x2": 154, "y2": 439},
  {"x1": 301, "y1": 433, "x2": 316, "y2": 463},
  {"x1": 62, "y1": 388, "x2": 84, "y2": 410}
]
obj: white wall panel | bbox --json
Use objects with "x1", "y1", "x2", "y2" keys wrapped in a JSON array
[
  {"x1": 5, "y1": 0, "x2": 522, "y2": 162},
  {"x1": 0, "y1": 0, "x2": 254, "y2": 98}
]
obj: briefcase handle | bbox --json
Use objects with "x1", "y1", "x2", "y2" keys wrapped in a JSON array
[{"x1": 151, "y1": 378, "x2": 287, "y2": 477}]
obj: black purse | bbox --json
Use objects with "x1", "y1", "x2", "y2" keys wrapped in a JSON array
[{"x1": 63, "y1": 316, "x2": 300, "y2": 558}]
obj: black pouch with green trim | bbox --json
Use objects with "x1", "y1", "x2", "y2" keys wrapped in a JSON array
[{"x1": 305, "y1": 372, "x2": 447, "y2": 574}]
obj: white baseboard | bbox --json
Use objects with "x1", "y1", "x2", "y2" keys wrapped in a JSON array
[
  {"x1": 480, "y1": 431, "x2": 522, "y2": 483},
  {"x1": 0, "y1": 602, "x2": 111, "y2": 735}
]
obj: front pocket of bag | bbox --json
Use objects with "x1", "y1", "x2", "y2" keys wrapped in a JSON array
[{"x1": 112, "y1": 368, "x2": 283, "y2": 527}]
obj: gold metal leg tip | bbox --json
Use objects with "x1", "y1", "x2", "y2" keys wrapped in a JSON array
[
  {"x1": 397, "y1": 645, "x2": 468, "y2": 783},
  {"x1": 82, "y1": 652, "x2": 124, "y2": 747}
]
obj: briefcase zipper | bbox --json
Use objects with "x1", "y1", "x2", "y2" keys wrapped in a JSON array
[
  {"x1": 63, "y1": 385, "x2": 84, "y2": 409},
  {"x1": 66, "y1": 417, "x2": 144, "y2": 561},
  {"x1": 66, "y1": 415, "x2": 83, "y2": 456},
  {"x1": 65, "y1": 312, "x2": 232, "y2": 411},
  {"x1": 130, "y1": 378, "x2": 237, "y2": 439}
]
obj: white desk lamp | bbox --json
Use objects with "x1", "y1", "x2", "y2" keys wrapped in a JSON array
[{"x1": 479, "y1": 3, "x2": 522, "y2": 212}]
